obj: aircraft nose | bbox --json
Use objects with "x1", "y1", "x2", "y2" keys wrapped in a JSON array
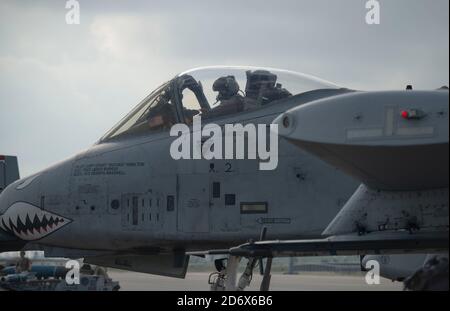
[
  {"x1": 0, "y1": 157, "x2": 76, "y2": 243},
  {"x1": 0, "y1": 181, "x2": 21, "y2": 214},
  {"x1": 0, "y1": 171, "x2": 72, "y2": 243},
  {"x1": 0, "y1": 172, "x2": 42, "y2": 228},
  {"x1": 0, "y1": 173, "x2": 41, "y2": 213},
  {"x1": 0, "y1": 181, "x2": 30, "y2": 251}
]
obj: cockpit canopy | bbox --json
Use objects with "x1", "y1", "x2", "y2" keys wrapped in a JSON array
[{"x1": 100, "y1": 66, "x2": 338, "y2": 142}]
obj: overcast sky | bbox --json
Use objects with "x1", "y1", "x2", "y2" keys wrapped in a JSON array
[{"x1": 0, "y1": 0, "x2": 448, "y2": 177}]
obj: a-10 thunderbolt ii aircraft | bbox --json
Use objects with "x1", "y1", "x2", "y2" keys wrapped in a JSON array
[{"x1": 0, "y1": 66, "x2": 448, "y2": 290}]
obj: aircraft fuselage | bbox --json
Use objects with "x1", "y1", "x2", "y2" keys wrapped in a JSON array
[{"x1": 0, "y1": 91, "x2": 358, "y2": 254}]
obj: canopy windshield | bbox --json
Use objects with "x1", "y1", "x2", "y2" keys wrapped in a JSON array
[
  {"x1": 100, "y1": 66, "x2": 339, "y2": 142},
  {"x1": 179, "y1": 66, "x2": 338, "y2": 103}
]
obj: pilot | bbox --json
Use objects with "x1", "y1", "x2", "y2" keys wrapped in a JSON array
[
  {"x1": 147, "y1": 103, "x2": 177, "y2": 130},
  {"x1": 204, "y1": 76, "x2": 245, "y2": 118},
  {"x1": 146, "y1": 91, "x2": 177, "y2": 131},
  {"x1": 15, "y1": 251, "x2": 31, "y2": 273}
]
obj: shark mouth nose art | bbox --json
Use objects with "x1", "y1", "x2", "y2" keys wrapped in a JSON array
[{"x1": 0, "y1": 202, "x2": 72, "y2": 241}]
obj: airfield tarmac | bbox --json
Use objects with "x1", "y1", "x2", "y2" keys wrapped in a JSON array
[{"x1": 108, "y1": 271, "x2": 403, "y2": 291}]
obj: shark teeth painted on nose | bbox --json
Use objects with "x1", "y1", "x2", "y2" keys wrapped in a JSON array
[{"x1": 0, "y1": 202, "x2": 72, "y2": 241}]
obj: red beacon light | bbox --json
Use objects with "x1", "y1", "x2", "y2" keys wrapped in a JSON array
[
  {"x1": 400, "y1": 109, "x2": 426, "y2": 120},
  {"x1": 401, "y1": 110, "x2": 410, "y2": 119}
]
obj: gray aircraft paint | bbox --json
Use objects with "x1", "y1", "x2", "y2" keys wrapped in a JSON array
[
  {"x1": 275, "y1": 90, "x2": 449, "y2": 191},
  {"x1": 0, "y1": 76, "x2": 358, "y2": 276},
  {"x1": 1, "y1": 69, "x2": 448, "y2": 281},
  {"x1": 273, "y1": 89, "x2": 449, "y2": 283},
  {"x1": 274, "y1": 90, "x2": 449, "y2": 236}
]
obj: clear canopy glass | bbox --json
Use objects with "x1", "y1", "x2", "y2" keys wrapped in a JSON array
[
  {"x1": 178, "y1": 66, "x2": 338, "y2": 108},
  {"x1": 100, "y1": 66, "x2": 339, "y2": 142}
]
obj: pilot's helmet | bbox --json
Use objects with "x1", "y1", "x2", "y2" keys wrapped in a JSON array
[{"x1": 213, "y1": 76, "x2": 240, "y2": 101}]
